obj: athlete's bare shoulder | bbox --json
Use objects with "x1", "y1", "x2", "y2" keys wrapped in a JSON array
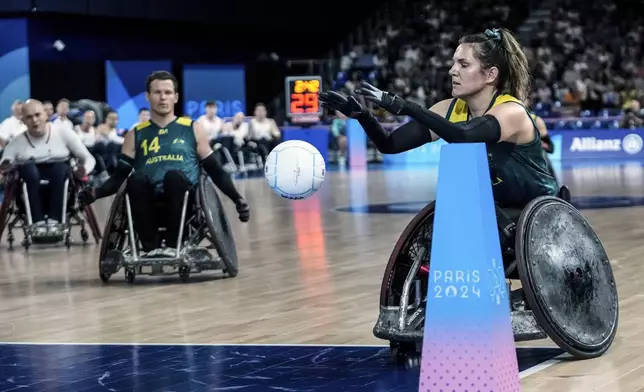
[{"x1": 429, "y1": 99, "x2": 454, "y2": 118}]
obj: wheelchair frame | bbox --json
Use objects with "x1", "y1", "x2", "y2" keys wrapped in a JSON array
[
  {"x1": 373, "y1": 188, "x2": 619, "y2": 368},
  {"x1": 0, "y1": 169, "x2": 103, "y2": 250},
  {"x1": 98, "y1": 173, "x2": 239, "y2": 284}
]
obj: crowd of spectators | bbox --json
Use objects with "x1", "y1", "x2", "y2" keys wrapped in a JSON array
[{"x1": 332, "y1": 0, "x2": 644, "y2": 126}]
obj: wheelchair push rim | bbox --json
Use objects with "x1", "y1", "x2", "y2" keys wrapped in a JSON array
[
  {"x1": 374, "y1": 201, "x2": 435, "y2": 342},
  {"x1": 199, "y1": 175, "x2": 239, "y2": 277},
  {"x1": 516, "y1": 196, "x2": 619, "y2": 359}
]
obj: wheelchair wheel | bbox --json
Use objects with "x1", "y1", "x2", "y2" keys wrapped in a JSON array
[
  {"x1": 374, "y1": 202, "x2": 435, "y2": 350},
  {"x1": 98, "y1": 184, "x2": 128, "y2": 282},
  {"x1": 0, "y1": 172, "x2": 19, "y2": 242},
  {"x1": 199, "y1": 175, "x2": 239, "y2": 277},
  {"x1": 516, "y1": 196, "x2": 619, "y2": 359},
  {"x1": 83, "y1": 204, "x2": 103, "y2": 244}
]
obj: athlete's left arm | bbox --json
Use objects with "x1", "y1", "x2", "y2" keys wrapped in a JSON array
[
  {"x1": 61, "y1": 126, "x2": 96, "y2": 175},
  {"x1": 399, "y1": 100, "x2": 531, "y2": 144},
  {"x1": 534, "y1": 116, "x2": 554, "y2": 153},
  {"x1": 193, "y1": 121, "x2": 245, "y2": 204}
]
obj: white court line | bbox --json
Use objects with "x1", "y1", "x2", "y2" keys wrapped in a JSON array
[{"x1": 519, "y1": 352, "x2": 568, "y2": 379}]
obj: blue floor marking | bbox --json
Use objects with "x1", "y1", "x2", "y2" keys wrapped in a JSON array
[{"x1": 0, "y1": 344, "x2": 562, "y2": 391}]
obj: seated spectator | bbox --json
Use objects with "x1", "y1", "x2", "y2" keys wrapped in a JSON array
[
  {"x1": 94, "y1": 110, "x2": 123, "y2": 173},
  {"x1": 0, "y1": 100, "x2": 95, "y2": 235},
  {"x1": 330, "y1": 111, "x2": 348, "y2": 164},
  {"x1": 0, "y1": 100, "x2": 26, "y2": 150},
  {"x1": 129, "y1": 107, "x2": 151, "y2": 131},
  {"x1": 219, "y1": 112, "x2": 248, "y2": 165},
  {"x1": 74, "y1": 110, "x2": 108, "y2": 181},
  {"x1": 196, "y1": 101, "x2": 223, "y2": 147},
  {"x1": 52, "y1": 98, "x2": 74, "y2": 131},
  {"x1": 247, "y1": 103, "x2": 281, "y2": 159}
]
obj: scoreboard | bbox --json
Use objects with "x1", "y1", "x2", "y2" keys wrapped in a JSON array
[{"x1": 285, "y1": 76, "x2": 322, "y2": 124}]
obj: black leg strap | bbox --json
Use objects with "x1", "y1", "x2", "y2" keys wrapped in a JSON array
[{"x1": 495, "y1": 205, "x2": 517, "y2": 246}]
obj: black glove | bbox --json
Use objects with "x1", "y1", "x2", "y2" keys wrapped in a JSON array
[
  {"x1": 318, "y1": 91, "x2": 364, "y2": 118},
  {"x1": 236, "y1": 198, "x2": 250, "y2": 222},
  {"x1": 354, "y1": 81, "x2": 406, "y2": 115},
  {"x1": 77, "y1": 187, "x2": 96, "y2": 209}
]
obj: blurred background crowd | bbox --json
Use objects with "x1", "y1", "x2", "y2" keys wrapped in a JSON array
[
  {"x1": 330, "y1": 0, "x2": 644, "y2": 128},
  {"x1": 1, "y1": 0, "x2": 643, "y2": 172}
]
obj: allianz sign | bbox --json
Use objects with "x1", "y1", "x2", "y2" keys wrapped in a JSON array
[{"x1": 569, "y1": 133, "x2": 644, "y2": 155}]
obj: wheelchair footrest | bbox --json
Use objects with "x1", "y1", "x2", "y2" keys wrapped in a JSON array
[
  {"x1": 113, "y1": 247, "x2": 226, "y2": 275},
  {"x1": 373, "y1": 306, "x2": 547, "y2": 343}
]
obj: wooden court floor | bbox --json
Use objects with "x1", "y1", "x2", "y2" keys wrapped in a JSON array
[{"x1": 0, "y1": 160, "x2": 643, "y2": 391}]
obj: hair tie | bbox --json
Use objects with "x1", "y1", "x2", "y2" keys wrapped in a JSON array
[{"x1": 485, "y1": 28, "x2": 502, "y2": 41}]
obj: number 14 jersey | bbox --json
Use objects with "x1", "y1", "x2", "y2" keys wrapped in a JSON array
[{"x1": 133, "y1": 116, "x2": 200, "y2": 193}]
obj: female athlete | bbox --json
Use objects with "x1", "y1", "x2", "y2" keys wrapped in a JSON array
[{"x1": 320, "y1": 28, "x2": 559, "y2": 209}]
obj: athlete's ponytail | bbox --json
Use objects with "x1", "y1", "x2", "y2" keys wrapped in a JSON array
[{"x1": 459, "y1": 28, "x2": 531, "y2": 103}]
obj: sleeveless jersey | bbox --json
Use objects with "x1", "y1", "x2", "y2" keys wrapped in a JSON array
[
  {"x1": 133, "y1": 117, "x2": 200, "y2": 192},
  {"x1": 445, "y1": 94, "x2": 558, "y2": 208}
]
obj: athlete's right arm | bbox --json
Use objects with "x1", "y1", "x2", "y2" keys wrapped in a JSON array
[
  {"x1": 91, "y1": 129, "x2": 135, "y2": 200},
  {"x1": 357, "y1": 99, "x2": 451, "y2": 154}
]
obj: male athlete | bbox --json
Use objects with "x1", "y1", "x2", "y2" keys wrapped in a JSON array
[{"x1": 79, "y1": 71, "x2": 250, "y2": 257}]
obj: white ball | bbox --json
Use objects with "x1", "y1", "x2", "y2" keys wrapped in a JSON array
[{"x1": 264, "y1": 140, "x2": 326, "y2": 200}]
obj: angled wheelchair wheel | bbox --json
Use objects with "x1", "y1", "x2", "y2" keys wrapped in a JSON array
[
  {"x1": 98, "y1": 184, "x2": 128, "y2": 282},
  {"x1": 516, "y1": 196, "x2": 619, "y2": 359},
  {"x1": 199, "y1": 175, "x2": 239, "y2": 277},
  {"x1": 374, "y1": 202, "x2": 435, "y2": 351},
  {"x1": 0, "y1": 172, "x2": 19, "y2": 242},
  {"x1": 83, "y1": 204, "x2": 103, "y2": 243}
]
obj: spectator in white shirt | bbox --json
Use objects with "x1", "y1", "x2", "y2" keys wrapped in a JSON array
[
  {"x1": 94, "y1": 109, "x2": 123, "y2": 172},
  {"x1": 196, "y1": 101, "x2": 223, "y2": 146},
  {"x1": 0, "y1": 100, "x2": 27, "y2": 149},
  {"x1": 0, "y1": 100, "x2": 95, "y2": 234},
  {"x1": 52, "y1": 98, "x2": 74, "y2": 131},
  {"x1": 74, "y1": 110, "x2": 108, "y2": 179},
  {"x1": 219, "y1": 112, "x2": 248, "y2": 165},
  {"x1": 247, "y1": 103, "x2": 281, "y2": 160}
]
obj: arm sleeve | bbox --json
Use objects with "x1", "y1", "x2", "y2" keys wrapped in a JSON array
[
  {"x1": 62, "y1": 127, "x2": 96, "y2": 173},
  {"x1": 356, "y1": 110, "x2": 433, "y2": 154},
  {"x1": 201, "y1": 152, "x2": 243, "y2": 203},
  {"x1": 400, "y1": 101, "x2": 502, "y2": 143}
]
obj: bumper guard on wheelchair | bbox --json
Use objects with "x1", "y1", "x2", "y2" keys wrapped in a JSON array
[{"x1": 372, "y1": 256, "x2": 547, "y2": 344}]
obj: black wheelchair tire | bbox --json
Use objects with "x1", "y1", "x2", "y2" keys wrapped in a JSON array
[
  {"x1": 199, "y1": 175, "x2": 239, "y2": 277},
  {"x1": 98, "y1": 183, "x2": 128, "y2": 282},
  {"x1": 516, "y1": 196, "x2": 619, "y2": 359},
  {"x1": 0, "y1": 172, "x2": 19, "y2": 242}
]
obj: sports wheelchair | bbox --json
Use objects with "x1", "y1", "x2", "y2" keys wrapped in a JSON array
[
  {"x1": 0, "y1": 166, "x2": 103, "y2": 250},
  {"x1": 98, "y1": 172, "x2": 239, "y2": 284},
  {"x1": 373, "y1": 186, "x2": 619, "y2": 368}
]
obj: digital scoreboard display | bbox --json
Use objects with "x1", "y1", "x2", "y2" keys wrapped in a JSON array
[{"x1": 285, "y1": 76, "x2": 322, "y2": 124}]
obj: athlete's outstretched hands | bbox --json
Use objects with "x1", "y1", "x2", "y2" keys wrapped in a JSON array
[
  {"x1": 354, "y1": 81, "x2": 405, "y2": 115},
  {"x1": 318, "y1": 90, "x2": 363, "y2": 118}
]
